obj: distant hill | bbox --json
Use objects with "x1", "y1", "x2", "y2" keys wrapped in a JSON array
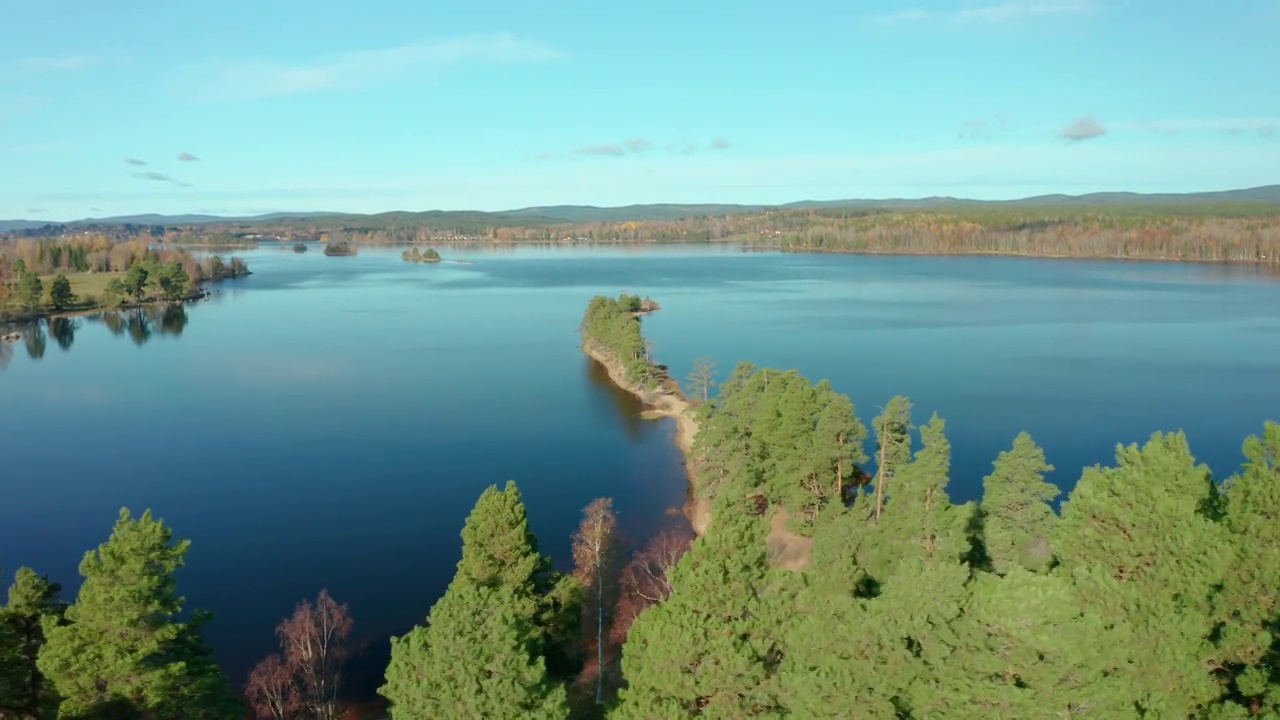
[{"x1": 4, "y1": 185, "x2": 1278, "y2": 231}]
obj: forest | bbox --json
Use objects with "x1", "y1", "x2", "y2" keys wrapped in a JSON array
[
  {"x1": 8, "y1": 203, "x2": 1280, "y2": 265},
  {"x1": 0, "y1": 238, "x2": 249, "y2": 321},
  {"x1": 1, "y1": 295, "x2": 1277, "y2": 719}
]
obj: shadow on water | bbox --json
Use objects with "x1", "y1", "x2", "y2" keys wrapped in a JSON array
[{"x1": 584, "y1": 355, "x2": 650, "y2": 441}]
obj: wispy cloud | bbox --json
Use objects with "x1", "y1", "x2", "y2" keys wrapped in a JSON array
[
  {"x1": 549, "y1": 135, "x2": 729, "y2": 161},
  {"x1": 125, "y1": 157, "x2": 147, "y2": 166},
  {"x1": 1058, "y1": 115, "x2": 1107, "y2": 143},
  {"x1": 191, "y1": 34, "x2": 565, "y2": 101},
  {"x1": 572, "y1": 137, "x2": 655, "y2": 157},
  {"x1": 575, "y1": 143, "x2": 627, "y2": 156},
  {"x1": 26, "y1": 207, "x2": 48, "y2": 214},
  {"x1": 132, "y1": 170, "x2": 192, "y2": 187},
  {"x1": 957, "y1": 114, "x2": 1012, "y2": 141},
  {"x1": 0, "y1": 54, "x2": 95, "y2": 79},
  {"x1": 877, "y1": 0, "x2": 1100, "y2": 24},
  {"x1": 177, "y1": 152, "x2": 200, "y2": 162},
  {"x1": 1133, "y1": 117, "x2": 1280, "y2": 138}
]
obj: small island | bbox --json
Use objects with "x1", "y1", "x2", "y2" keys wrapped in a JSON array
[
  {"x1": 323, "y1": 240, "x2": 357, "y2": 257},
  {"x1": 401, "y1": 247, "x2": 442, "y2": 263}
]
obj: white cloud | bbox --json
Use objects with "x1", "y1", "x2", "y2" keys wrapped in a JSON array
[
  {"x1": 877, "y1": 0, "x2": 1100, "y2": 24},
  {"x1": 189, "y1": 34, "x2": 566, "y2": 101}
]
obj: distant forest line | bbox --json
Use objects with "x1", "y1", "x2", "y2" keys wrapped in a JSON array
[{"x1": 7, "y1": 201, "x2": 1280, "y2": 264}]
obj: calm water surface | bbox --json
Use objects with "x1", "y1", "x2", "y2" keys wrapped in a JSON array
[{"x1": 2, "y1": 244, "x2": 1278, "y2": 684}]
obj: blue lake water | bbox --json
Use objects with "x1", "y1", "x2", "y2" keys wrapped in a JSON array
[{"x1": 2, "y1": 244, "x2": 1278, "y2": 686}]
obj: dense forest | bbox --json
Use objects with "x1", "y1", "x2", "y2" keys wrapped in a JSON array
[
  {"x1": 7, "y1": 203, "x2": 1280, "y2": 265},
  {"x1": 2, "y1": 295, "x2": 1277, "y2": 718},
  {"x1": 0, "y1": 238, "x2": 248, "y2": 321}
]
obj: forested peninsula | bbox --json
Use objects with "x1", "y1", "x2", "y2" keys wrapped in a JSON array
[
  {"x1": 0, "y1": 237, "x2": 249, "y2": 323},
  {"x1": 2, "y1": 295, "x2": 1278, "y2": 719}
]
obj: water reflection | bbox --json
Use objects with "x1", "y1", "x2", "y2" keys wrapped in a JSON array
[
  {"x1": 87, "y1": 305, "x2": 190, "y2": 347},
  {"x1": 0, "y1": 304, "x2": 191, "y2": 368},
  {"x1": 49, "y1": 317, "x2": 76, "y2": 352},
  {"x1": 24, "y1": 325, "x2": 46, "y2": 360},
  {"x1": 584, "y1": 356, "x2": 650, "y2": 441}
]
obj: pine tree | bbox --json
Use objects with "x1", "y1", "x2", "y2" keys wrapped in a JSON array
[
  {"x1": 1056, "y1": 432, "x2": 1229, "y2": 716},
  {"x1": 381, "y1": 482, "x2": 570, "y2": 719},
  {"x1": 871, "y1": 396, "x2": 914, "y2": 521},
  {"x1": 0, "y1": 566, "x2": 65, "y2": 719},
  {"x1": 612, "y1": 491, "x2": 784, "y2": 719},
  {"x1": 935, "y1": 569, "x2": 1134, "y2": 718},
  {"x1": 1215, "y1": 421, "x2": 1280, "y2": 715},
  {"x1": 382, "y1": 584, "x2": 567, "y2": 720},
  {"x1": 36, "y1": 508, "x2": 240, "y2": 719},
  {"x1": 980, "y1": 432, "x2": 1059, "y2": 575}
]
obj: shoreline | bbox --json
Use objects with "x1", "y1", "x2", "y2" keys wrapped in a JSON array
[
  {"x1": 745, "y1": 245, "x2": 1280, "y2": 267},
  {"x1": 580, "y1": 340, "x2": 711, "y2": 535},
  {"x1": 0, "y1": 277, "x2": 248, "y2": 326}
]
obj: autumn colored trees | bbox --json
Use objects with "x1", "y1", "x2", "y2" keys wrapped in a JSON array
[{"x1": 245, "y1": 591, "x2": 354, "y2": 720}]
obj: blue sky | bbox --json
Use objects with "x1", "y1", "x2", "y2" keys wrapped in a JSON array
[{"x1": 1, "y1": 0, "x2": 1277, "y2": 219}]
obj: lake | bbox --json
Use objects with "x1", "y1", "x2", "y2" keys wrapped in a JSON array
[{"x1": 2, "y1": 244, "x2": 1278, "y2": 690}]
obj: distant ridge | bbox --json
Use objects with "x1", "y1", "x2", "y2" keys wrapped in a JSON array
[{"x1": 3, "y1": 185, "x2": 1278, "y2": 231}]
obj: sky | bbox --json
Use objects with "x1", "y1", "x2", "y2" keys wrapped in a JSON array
[{"x1": 1, "y1": 0, "x2": 1278, "y2": 220}]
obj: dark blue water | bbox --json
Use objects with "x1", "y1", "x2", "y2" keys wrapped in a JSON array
[{"x1": 2, "y1": 244, "x2": 1278, "y2": 684}]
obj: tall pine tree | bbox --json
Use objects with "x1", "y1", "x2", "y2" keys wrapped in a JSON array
[
  {"x1": 36, "y1": 508, "x2": 239, "y2": 720},
  {"x1": 980, "y1": 432, "x2": 1059, "y2": 575},
  {"x1": 1056, "y1": 432, "x2": 1228, "y2": 716},
  {"x1": 613, "y1": 489, "x2": 784, "y2": 719},
  {"x1": 0, "y1": 566, "x2": 65, "y2": 719},
  {"x1": 1215, "y1": 421, "x2": 1280, "y2": 715},
  {"x1": 381, "y1": 481, "x2": 570, "y2": 719}
]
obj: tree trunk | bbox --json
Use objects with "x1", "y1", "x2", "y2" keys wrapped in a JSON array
[{"x1": 875, "y1": 441, "x2": 887, "y2": 520}]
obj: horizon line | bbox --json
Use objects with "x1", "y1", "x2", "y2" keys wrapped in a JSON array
[{"x1": 6, "y1": 182, "x2": 1280, "y2": 225}]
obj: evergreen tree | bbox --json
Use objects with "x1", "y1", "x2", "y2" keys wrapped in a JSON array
[
  {"x1": 613, "y1": 491, "x2": 784, "y2": 719},
  {"x1": 1056, "y1": 432, "x2": 1229, "y2": 716},
  {"x1": 936, "y1": 569, "x2": 1134, "y2": 718},
  {"x1": 1215, "y1": 422, "x2": 1280, "y2": 715},
  {"x1": 0, "y1": 566, "x2": 65, "y2": 719},
  {"x1": 980, "y1": 432, "x2": 1059, "y2": 575},
  {"x1": 871, "y1": 396, "x2": 914, "y2": 521},
  {"x1": 36, "y1": 508, "x2": 239, "y2": 720},
  {"x1": 381, "y1": 482, "x2": 571, "y2": 719},
  {"x1": 47, "y1": 274, "x2": 76, "y2": 310}
]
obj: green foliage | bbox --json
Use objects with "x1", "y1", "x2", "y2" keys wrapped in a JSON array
[
  {"x1": 580, "y1": 294, "x2": 658, "y2": 386},
  {"x1": 1056, "y1": 432, "x2": 1232, "y2": 716},
  {"x1": 122, "y1": 264, "x2": 149, "y2": 301},
  {"x1": 614, "y1": 495, "x2": 784, "y2": 719},
  {"x1": 0, "y1": 566, "x2": 66, "y2": 719},
  {"x1": 17, "y1": 272, "x2": 42, "y2": 311},
  {"x1": 979, "y1": 432, "x2": 1059, "y2": 574},
  {"x1": 154, "y1": 261, "x2": 191, "y2": 301},
  {"x1": 36, "y1": 508, "x2": 239, "y2": 719},
  {"x1": 47, "y1": 274, "x2": 76, "y2": 310},
  {"x1": 692, "y1": 364, "x2": 868, "y2": 530},
  {"x1": 381, "y1": 482, "x2": 573, "y2": 719}
]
